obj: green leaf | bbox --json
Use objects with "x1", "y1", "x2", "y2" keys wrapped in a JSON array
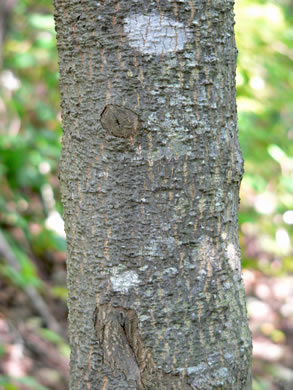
[
  {"x1": 15, "y1": 376, "x2": 50, "y2": 390},
  {"x1": 39, "y1": 328, "x2": 64, "y2": 344},
  {"x1": 51, "y1": 286, "x2": 68, "y2": 301},
  {"x1": 28, "y1": 14, "x2": 55, "y2": 32}
]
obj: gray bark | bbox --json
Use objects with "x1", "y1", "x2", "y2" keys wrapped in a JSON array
[{"x1": 53, "y1": 0, "x2": 252, "y2": 389}]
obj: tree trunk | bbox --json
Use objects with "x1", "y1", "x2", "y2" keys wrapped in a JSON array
[{"x1": 53, "y1": 1, "x2": 252, "y2": 389}]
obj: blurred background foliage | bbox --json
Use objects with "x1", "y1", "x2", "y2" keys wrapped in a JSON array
[
  {"x1": 0, "y1": 0, "x2": 292, "y2": 389},
  {"x1": 236, "y1": 0, "x2": 293, "y2": 273}
]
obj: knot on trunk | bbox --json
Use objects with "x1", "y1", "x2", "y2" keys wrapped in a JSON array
[{"x1": 100, "y1": 104, "x2": 141, "y2": 138}]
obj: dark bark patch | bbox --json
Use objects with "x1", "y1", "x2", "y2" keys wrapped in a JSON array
[{"x1": 100, "y1": 104, "x2": 141, "y2": 138}]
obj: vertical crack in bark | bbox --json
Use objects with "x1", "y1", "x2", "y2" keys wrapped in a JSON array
[
  {"x1": 94, "y1": 304, "x2": 140, "y2": 384},
  {"x1": 94, "y1": 304, "x2": 193, "y2": 389}
]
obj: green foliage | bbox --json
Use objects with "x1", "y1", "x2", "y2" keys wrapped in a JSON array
[
  {"x1": 235, "y1": 0, "x2": 293, "y2": 274},
  {"x1": 0, "y1": 231, "x2": 41, "y2": 288},
  {"x1": 0, "y1": 375, "x2": 50, "y2": 390},
  {"x1": 39, "y1": 328, "x2": 71, "y2": 358},
  {"x1": 51, "y1": 285, "x2": 68, "y2": 301},
  {"x1": 252, "y1": 378, "x2": 270, "y2": 390},
  {"x1": 0, "y1": 0, "x2": 65, "y2": 283},
  {"x1": 0, "y1": 4, "x2": 67, "y2": 386}
]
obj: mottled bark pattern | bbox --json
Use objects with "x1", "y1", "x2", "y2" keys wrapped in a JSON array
[{"x1": 53, "y1": 0, "x2": 252, "y2": 389}]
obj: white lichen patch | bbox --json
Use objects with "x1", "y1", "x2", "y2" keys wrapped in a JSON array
[
  {"x1": 176, "y1": 363, "x2": 208, "y2": 376},
  {"x1": 226, "y1": 242, "x2": 240, "y2": 273},
  {"x1": 124, "y1": 14, "x2": 192, "y2": 55},
  {"x1": 110, "y1": 270, "x2": 140, "y2": 293}
]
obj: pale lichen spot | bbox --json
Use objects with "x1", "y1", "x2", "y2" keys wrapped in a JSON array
[
  {"x1": 124, "y1": 14, "x2": 192, "y2": 55},
  {"x1": 221, "y1": 231, "x2": 227, "y2": 240},
  {"x1": 110, "y1": 270, "x2": 140, "y2": 293},
  {"x1": 226, "y1": 242, "x2": 240, "y2": 272}
]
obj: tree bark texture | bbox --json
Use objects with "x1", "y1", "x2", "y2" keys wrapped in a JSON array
[{"x1": 53, "y1": 0, "x2": 252, "y2": 389}]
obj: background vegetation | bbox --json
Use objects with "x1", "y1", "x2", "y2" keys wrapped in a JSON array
[{"x1": 0, "y1": 0, "x2": 292, "y2": 389}]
